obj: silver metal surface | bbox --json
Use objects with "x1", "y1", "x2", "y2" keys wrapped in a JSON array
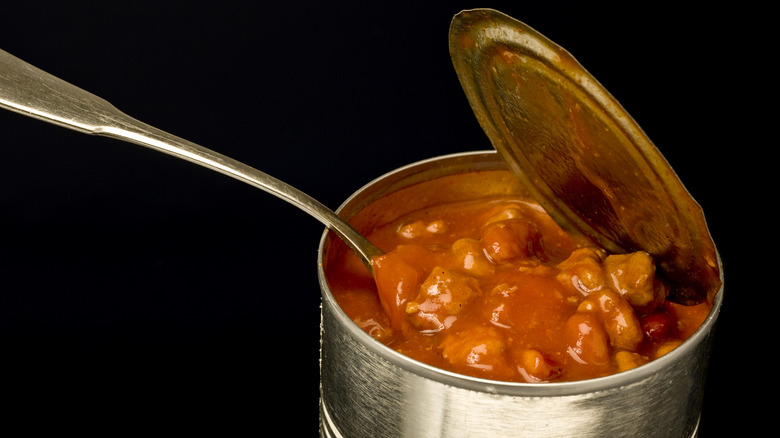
[
  {"x1": 0, "y1": 48, "x2": 382, "y2": 271},
  {"x1": 318, "y1": 151, "x2": 723, "y2": 438}
]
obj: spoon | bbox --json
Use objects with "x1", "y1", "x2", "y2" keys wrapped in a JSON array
[{"x1": 0, "y1": 48, "x2": 383, "y2": 273}]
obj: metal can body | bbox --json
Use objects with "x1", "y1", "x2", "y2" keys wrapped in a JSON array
[{"x1": 318, "y1": 151, "x2": 723, "y2": 438}]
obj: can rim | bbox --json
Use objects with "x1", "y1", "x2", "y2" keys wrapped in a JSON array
[{"x1": 317, "y1": 150, "x2": 724, "y2": 397}]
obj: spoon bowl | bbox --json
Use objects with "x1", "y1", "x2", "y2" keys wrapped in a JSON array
[{"x1": 0, "y1": 48, "x2": 383, "y2": 273}]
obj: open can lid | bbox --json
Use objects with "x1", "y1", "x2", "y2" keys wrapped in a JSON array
[{"x1": 449, "y1": 9, "x2": 720, "y2": 304}]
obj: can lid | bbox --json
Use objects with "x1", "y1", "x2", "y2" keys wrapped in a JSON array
[{"x1": 449, "y1": 9, "x2": 720, "y2": 304}]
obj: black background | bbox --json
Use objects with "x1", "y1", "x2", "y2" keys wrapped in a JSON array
[{"x1": 0, "y1": 1, "x2": 760, "y2": 435}]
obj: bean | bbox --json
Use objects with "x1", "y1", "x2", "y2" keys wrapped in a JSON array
[
  {"x1": 512, "y1": 348, "x2": 562, "y2": 382},
  {"x1": 481, "y1": 219, "x2": 542, "y2": 263},
  {"x1": 641, "y1": 311, "x2": 675, "y2": 341},
  {"x1": 564, "y1": 313, "x2": 611, "y2": 366}
]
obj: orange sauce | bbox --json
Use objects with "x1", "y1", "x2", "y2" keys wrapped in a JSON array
[{"x1": 325, "y1": 171, "x2": 711, "y2": 383}]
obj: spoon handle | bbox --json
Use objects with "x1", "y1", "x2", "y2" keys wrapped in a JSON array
[{"x1": 0, "y1": 49, "x2": 382, "y2": 270}]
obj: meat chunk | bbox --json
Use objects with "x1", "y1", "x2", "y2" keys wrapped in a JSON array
[
  {"x1": 511, "y1": 348, "x2": 562, "y2": 382},
  {"x1": 556, "y1": 247, "x2": 608, "y2": 295},
  {"x1": 405, "y1": 267, "x2": 480, "y2": 333},
  {"x1": 450, "y1": 238, "x2": 494, "y2": 276},
  {"x1": 614, "y1": 350, "x2": 649, "y2": 373},
  {"x1": 604, "y1": 251, "x2": 666, "y2": 313},
  {"x1": 397, "y1": 219, "x2": 447, "y2": 239},
  {"x1": 440, "y1": 325, "x2": 513, "y2": 379},
  {"x1": 655, "y1": 340, "x2": 683, "y2": 358}
]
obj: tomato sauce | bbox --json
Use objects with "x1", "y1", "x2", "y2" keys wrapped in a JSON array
[{"x1": 325, "y1": 171, "x2": 711, "y2": 383}]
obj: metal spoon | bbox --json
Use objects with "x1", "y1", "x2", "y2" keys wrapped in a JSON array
[{"x1": 0, "y1": 48, "x2": 383, "y2": 272}]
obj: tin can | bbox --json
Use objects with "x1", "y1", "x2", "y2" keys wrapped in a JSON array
[{"x1": 317, "y1": 151, "x2": 722, "y2": 438}]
